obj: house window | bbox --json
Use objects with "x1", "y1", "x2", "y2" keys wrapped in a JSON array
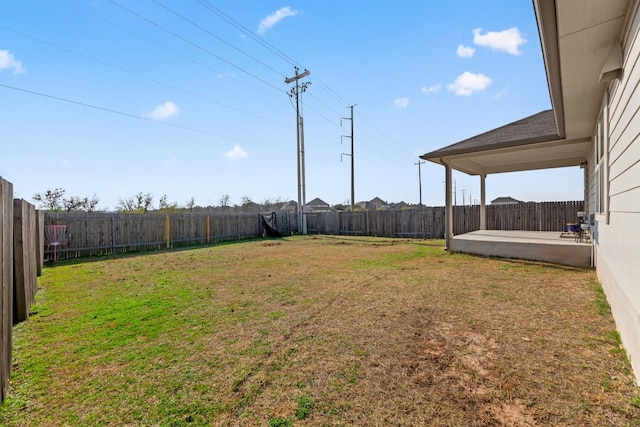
[{"x1": 594, "y1": 107, "x2": 608, "y2": 215}]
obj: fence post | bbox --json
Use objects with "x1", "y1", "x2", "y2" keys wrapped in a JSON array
[
  {"x1": 164, "y1": 215, "x2": 171, "y2": 249},
  {"x1": 35, "y1": 210, "x2": 44, "y2": 276},
  {"x1": 0, "y1": 178, "x2": 14, "y2": 402},
  {"x1": 13, "y1": 199, "x2": 36, "y2": 324},
  {"x1": 110, "y1": 215, "x2": 116, "y2": 255},
  {"x1": 206, "y1": 215, "x2": 210, "y2": 244}
]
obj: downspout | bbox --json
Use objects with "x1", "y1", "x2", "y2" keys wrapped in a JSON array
[{"x1": 440, "y1": 157, "x2": 454, "y2": 250}]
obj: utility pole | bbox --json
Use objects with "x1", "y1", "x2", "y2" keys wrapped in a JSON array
[
  {"x1": 442, "y1": 179, "x2": 457, "y2": 206},
  {"x1": 415, "y1": 160, "x2": 425, "y2": 207},
  {"x1": 341, "y1": 104, "x2": 356, "y2": 211},
  {"x1": 285, "y1": 66, "x2": 310, "y2": 234},
  {"x1": 461, "y1": 189, "x2": 466, "y2": 206},
  {"x1": 453, "y1": 179, "x2": 457, "y2": 206}
]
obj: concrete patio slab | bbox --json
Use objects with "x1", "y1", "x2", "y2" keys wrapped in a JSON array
[{"x1": 450, "y1": 230, "x2": 592, "y2": 268}]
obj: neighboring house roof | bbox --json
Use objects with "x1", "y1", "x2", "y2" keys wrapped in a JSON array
[
  {"x1": 491, "y1": 196, "x2": 522, "y2": 205},
  {"x1": 305, "y1": 197, "x2": 333, "y2": 212},
  {"x1": 355, "y1": 201, "x2": 374, "y2": 210},
  {"x1": 306, "y1": 197, "x2": 330, "y2": 207},
  {"x1": 274, "y1": 201, "x2": 297, "y2": 212},
  {"x1": 369, "y1": 197, "x2": 389, "y2": 208}
]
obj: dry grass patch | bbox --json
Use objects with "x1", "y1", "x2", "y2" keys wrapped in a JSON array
[{"x1": 1, "y1": 236, "x2": 638, "y2": 426}]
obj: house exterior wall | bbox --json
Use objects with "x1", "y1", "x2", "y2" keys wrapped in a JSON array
[{"x1": 594, "y1": 0, "x2": 640, "y2": 383}]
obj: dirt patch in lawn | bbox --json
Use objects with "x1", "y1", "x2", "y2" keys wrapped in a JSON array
[{"x1": 2, "y1": 236, "x2": 638, "y2": 426}]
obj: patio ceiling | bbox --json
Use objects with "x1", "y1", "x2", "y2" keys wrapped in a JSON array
[
  {"x1": 421, "y1": 0, "x2": 630, "y2": 176},
  {"x1": 432, "y1": 136, "x2": 592, "y2": 176}
]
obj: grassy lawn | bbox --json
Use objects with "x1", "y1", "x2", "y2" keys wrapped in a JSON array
[{"x1": 1, "y1": 236, "x2": 638, "y2": 426}]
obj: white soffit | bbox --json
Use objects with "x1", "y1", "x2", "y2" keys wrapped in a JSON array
[
  {"x1": 445, "y1": 138, "x2": 591, "y2": 175},
  {"x1": 556, "y1": 0, "x2": 628, "y2": 139}
]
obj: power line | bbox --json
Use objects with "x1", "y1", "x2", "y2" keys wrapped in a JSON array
[
  {"x1": 0, "y1": 24, "x2": 288, "y2": 128},
  {"x1": 108, "y1": 0, "x2": 286, "y2": 95},
  {"x1": 54, "y1": 0, "x2": 286, "y2": 103},
  {"x1": 150, "y1": 0, "x2": 285, "y2": 77},
  {"x1": 0, "y1": 83, "x2": 252, "y2": 144},
  {"x1": 192, "y1": 0, "x2": 396, "y2": 149},
  {"x1": 314, "y1": 78, "x2": 352, "y2": 108},
  {"x1": 100, "y1": 0, "x2": 399, "y2": 161},
  {"x1": 306, "y1": 92, "x2": 346, "y2": 120},
  {"x1": 56, "y1": 0, "x2": 410, "y2": 174},
  {"x1": 195, "y1": 0, "x2": 298, "y2": 67}
]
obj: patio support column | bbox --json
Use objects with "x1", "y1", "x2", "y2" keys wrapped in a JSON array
[
  {"x1": 442, "y1": 157, "x2": 453, "y2": 250},
  {"x1": 480, "y1": 173, "x2": 487, "y2": 230}
]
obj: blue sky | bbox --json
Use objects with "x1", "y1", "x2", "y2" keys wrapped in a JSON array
[{"x1": 1, "y1": 0, "x2": 584, "y2": 210}]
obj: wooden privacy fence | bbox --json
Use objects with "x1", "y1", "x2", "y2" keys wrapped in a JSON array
[
  {"x1": 0, "y1": 178, "x2": 11, "y2": 403},
  {"x1": 44, "y1": 211, "x2": 297, "y2": 261},
  {"x1": 44, "y1": 202, "x2": 583, "y2": 261},
  {"x1": 306, "y1": 208, "x2": 445, "y2": 238},
  {"x1": 0, "y1": 177, "x2": 42, "y2": 402},
  {"x1": 306, "y1": 201, "x2": 584, "y2": 238}
]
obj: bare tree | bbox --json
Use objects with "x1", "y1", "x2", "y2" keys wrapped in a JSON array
[
  {"x1": 83, "y1": 194, "x2": 100, "y2": 212},
  {"x1": 241, "y1": 195, "x2": 252, "y2": 206},
  {"x1": 62, "y1": 196, "x2": 87, "y2": 212},
  {"x1": 33, "y1": 188, "x2": 65, "y2": 211},
  {"x1": 158, "y1": 194, "x2": 169, "y2": 210},
  {"x1": 118, "y1": 192, "x2": 153, "y2": 213},
  {"x1": 185, "y1": 197, "x2": 196, "y2": 211},
  {"x1": 158, "y1": 194, "x2": 179, "y2": 212},
  {"x1": 262, "y1": 197, "x2": 273, "y2": 210},
  {"x1": 34, "y1": 189, "x2": 101, "y2": 212},
  {"x1": 137, "y1": 192, "x2": 153, "y2": 212},
  {"x1": 219, "y1": 194, "x2": 231, "y2": 207}
]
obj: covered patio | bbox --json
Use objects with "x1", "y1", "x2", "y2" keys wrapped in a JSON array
[
  {"x1": 420, "y1": 110, "x2": 592, "y2": 268},
  {"x1": 418, "y1": 0, "x2": 628, "y2": 269}
]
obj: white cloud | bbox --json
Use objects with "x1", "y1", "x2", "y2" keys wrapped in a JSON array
[
  {"x1": 393, "y1": 97, "x2": 410, "y2": 109},
  {"x1": 421, "y1": 84, "x2": 441, "y2": 95},
  {"x1": 447, "y1": 71, "x2": 492, "y2": 96},
  {"x1": 145, "y1": 101, "x2": 179, "y2": 120},
  {"x1": 0, "y1": 50, "x2": 25, "y2": 74},
  {"x1": 225, "y1": 145, "x2": 248, "y2": 160},
  {"x1": 257, "y1": 7, "x2": 300, "y2": 36},
  {"x1": 473, "y1": 27, "x2": 526, "y2": 55},
  {"x1": 456, "y1": 45, "x2": 475, "y2": 58}
]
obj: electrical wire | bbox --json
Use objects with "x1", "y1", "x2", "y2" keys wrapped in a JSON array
[
  {"x1": 116, "y1": 0, "x2": 404, "y2": 163},
  {"x1": 190, "y1": 0, "x2": 404, "y2": 150},
  {"x1": 0, "y1": 83, "x2": 284, "y2": 148},
  {"x1": 108, "y1": 0, "x2": 286, "y2": 95},
  {"x1": 55, "y1": 0, "x2": 286, "y2": 103},
  {"x1": 41, "y1": 1, "x2": 413, "y2": 176},
  {"x1": 150, "y1": 0, "x2": 285, "y2": 77},
  {"x1": 195, "y1": 0, "x2": 298, "y2": 67},
  {"x1": 0, "y1": 24, "x2": 288, "y2": 128}
]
